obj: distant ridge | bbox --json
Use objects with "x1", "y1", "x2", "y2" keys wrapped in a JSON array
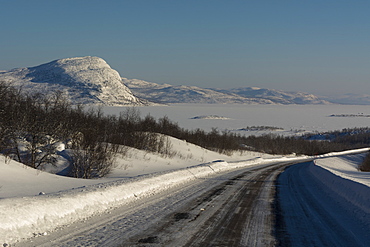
[
  {"x1": 123, "y1": 78, "x2": 331, "y2": 105},
  {"x1": 2, "y1": 56, "x2": 364, "y2": 105},
  {"x1": 0, "y1": 56, "x2": 147, "y2": 106}
]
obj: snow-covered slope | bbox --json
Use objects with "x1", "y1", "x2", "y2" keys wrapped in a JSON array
[
  {"x1": 123, "y1": 78, "x2": 330, "y2": 105},
  {"x1": 0, "y1": 57, "x2": 146, "y2": 106}
]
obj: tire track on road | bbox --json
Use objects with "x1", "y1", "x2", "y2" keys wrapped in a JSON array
[{"x1": 126, "y1": 163, "x2": 290, "y2": 247}]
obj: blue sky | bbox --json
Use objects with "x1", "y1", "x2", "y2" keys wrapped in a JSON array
[{"x1": 1, "y1": 0, "x2": 370, "y2": 96}]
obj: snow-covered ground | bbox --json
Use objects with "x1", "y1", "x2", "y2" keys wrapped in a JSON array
[{"x1": 1, "y1": 104, "x2": 370, "y2": 246}]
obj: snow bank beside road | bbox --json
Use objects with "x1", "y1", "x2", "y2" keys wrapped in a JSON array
[
  {"x1": 315, "y1": 149, "x2": 370, "y2": 187},
  {"x1": 0, "y1": 158, "x2": 269, "y2": 244}
]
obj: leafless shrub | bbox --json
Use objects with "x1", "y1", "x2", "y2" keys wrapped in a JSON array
[
  {"x1": 70, "y1": 141, "x2": 115, "y2": 179},
  {"x1": 359, "y1": 152, "x2": 370, "y2": 172}
]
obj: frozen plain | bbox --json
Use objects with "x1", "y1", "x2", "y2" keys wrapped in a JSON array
[
  {"x1": 104, "y1": 104, "x2": 370, "y2": 135},
  {"x1": 1, "y1": 104, "x2": 370, "y2": 246}
]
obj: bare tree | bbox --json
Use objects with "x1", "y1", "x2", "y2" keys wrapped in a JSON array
[{"x1": 69, "y1": 141, "x2": 115, "y2": 179}]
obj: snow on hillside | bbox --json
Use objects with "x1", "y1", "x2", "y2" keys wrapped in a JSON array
[
  {"x1": 0, "y1": 136, "x2": 280, "y2": 244},
  {"x1": 123, "y1": 78, "x2": 330, "y2": 105},
  {"x1": 0, "y1": 57, "x2": 146, "y2": 106},
  {"x1": 0, "y1": 136, "x2": 275, "y2": 199}
]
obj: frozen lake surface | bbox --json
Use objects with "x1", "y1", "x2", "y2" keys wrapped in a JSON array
[{"x1": 103, "y1": 104, "x2": 370, "y2": 136}]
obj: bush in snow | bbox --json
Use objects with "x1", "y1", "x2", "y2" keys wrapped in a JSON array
[
  {"x1": 359, "y1": 152, "x2": 370, "y2": 172},
  {"x1": 70, "y1": 142, "x2": 115, "y2": 179}
]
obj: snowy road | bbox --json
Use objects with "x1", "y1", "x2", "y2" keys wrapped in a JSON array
[
  {"x1": 123, "y1": 162, "x2": 289, "y2": 247},
  {"x1": 15, "y1": 158, "x2": 370, "y2": 247},
  {"x1": 16, "y1": 162, "x2": 292, "y2": 247},
  {"x1": 275, "y1": 162, "x2": 370, "y2": 247}
]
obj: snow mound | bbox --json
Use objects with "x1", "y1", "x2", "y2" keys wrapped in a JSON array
[
  {"x1": 0, "y1": 56, "x2": 146, "y2": 106},
  {"x1": 0, "y1": 157, "x2": 101, "y2": 198}
]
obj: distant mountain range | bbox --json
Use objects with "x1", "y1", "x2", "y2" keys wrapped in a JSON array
[
  {"x1": 123, "y1": 78, "x2": 330, "y2": 105},
  {"x1": 0, "y1": 56, "x2": 367, "y2": 105}
]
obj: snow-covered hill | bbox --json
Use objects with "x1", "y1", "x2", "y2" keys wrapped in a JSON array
[
  {"x1": 123, "y1": 78, "x2": 330, "y2": 105},
  {"x1": 0, "y1": 57, "x2": 146, "y2": 106}
]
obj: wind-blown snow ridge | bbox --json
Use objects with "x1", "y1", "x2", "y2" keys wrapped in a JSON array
[{"x1": 0, "y1": 56, "x2": 146, "y2": 106}]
